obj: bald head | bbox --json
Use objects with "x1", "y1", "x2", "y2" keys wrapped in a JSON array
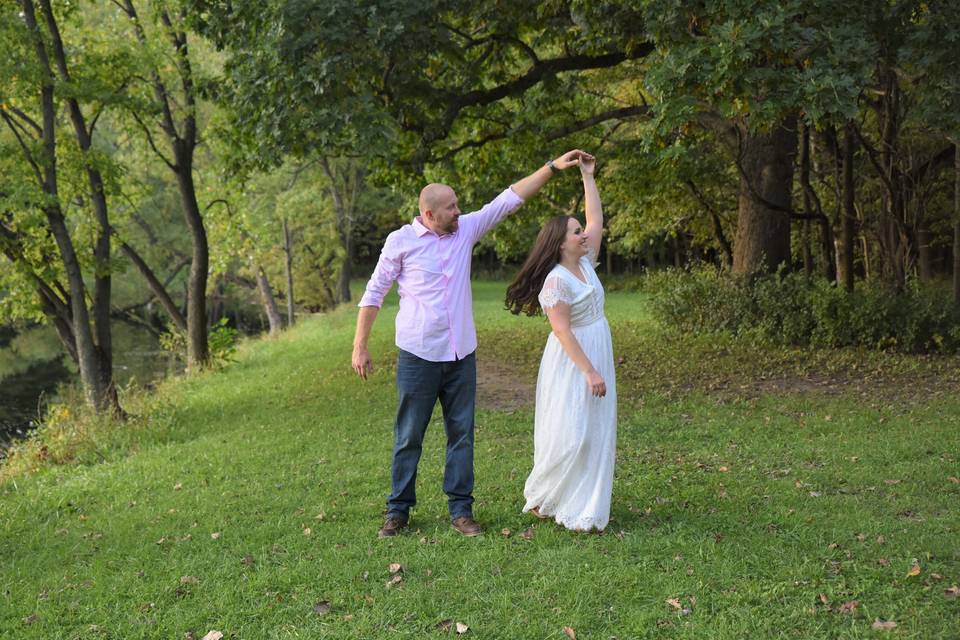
[
  {"x1": 419, "y1": 183, "x2": 455, "y2": 215},
  {"x1": 418, "y1": 183, "x2": 460, "y2": 235}
]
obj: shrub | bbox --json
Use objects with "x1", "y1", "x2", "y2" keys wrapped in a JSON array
[{"x1": 642, "y1": 266, "x2": 960, "y2": 353}]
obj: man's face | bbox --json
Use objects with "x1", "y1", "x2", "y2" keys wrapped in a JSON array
[{"x1": 428, "y1": 188, "x2": 460, "y2": 234}]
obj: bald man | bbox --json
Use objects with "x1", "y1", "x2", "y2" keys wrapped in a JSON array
[{"x1": 353, "y1": 150, "x2": 588, "y2": 538}]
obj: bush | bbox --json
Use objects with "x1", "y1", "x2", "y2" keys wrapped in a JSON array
[{"x1": 641, "y1": 266, "x2": 960, "y2": 353}]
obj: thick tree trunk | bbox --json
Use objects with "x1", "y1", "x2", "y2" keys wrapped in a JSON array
[
  {"x1": 175, "y1": 167, "x2": 210, "y2": 368},
  {"x1": 838, "y1": 124, "x2": 856, "y2": 292},
  {"x1": 733, "y1": 117, "x2": 797, "y2": 275},
  {"x1": 283, "y1": 217, "x2": 295, "y2": 326},
  {"x1": 256, "y1": 267, "x2": 284, "y2": 335}
]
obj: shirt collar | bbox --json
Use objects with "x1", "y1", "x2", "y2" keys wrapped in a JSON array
[{"x1": 413, "y1": 215, "x2": 457, "y2": 238}]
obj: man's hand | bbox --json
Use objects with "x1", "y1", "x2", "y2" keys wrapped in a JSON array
[
  {"x1": 352, "y1": 345, "x2": 374, "y2": 380},
  {"x1": 553, "y1": 149, "x2": 593, "y2": 171}
]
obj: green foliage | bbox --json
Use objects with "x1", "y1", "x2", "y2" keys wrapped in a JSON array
[
  {"x1": 160, "y1": 317, "x2": 238, "y2": 368},
  {"x1": 645, "y1": 266, "x2": 960, "y2": 353}
]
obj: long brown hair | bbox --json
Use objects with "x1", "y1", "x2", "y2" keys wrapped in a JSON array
[{"x1": 504, "y1": 215, "x2": 571, "y2": 316}]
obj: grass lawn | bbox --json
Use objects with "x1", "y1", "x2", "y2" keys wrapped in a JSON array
[{"x1": 1, "y1": 280, "x2": 958, "y2": 639}]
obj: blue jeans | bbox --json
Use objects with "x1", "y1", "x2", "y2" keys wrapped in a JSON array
[{"x1": 386, "y1": 349, "x2": 476, "y2": 521}]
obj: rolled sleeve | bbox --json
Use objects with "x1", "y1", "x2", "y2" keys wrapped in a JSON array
[
  {"x1": 358, "y1": 233, "x2": 402, "y2": 308},
  {"x1": 459, "y1": 187, "x2": 525, "y2": 244}
]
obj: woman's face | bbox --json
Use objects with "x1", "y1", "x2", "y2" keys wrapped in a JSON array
[{"x1": 559, "y1": 217, "x2": 588, "y2": 260}]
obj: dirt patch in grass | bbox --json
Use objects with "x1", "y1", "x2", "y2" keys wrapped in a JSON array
[{"x1": 476, "y1": 355, "x2": 535, "y2": 412}]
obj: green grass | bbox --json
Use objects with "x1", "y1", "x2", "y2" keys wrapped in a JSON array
[{"x1": 1, "y1": 281, "x2": 959, "y2": 639}]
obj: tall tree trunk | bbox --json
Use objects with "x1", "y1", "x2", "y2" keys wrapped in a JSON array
[
  {"x1": 283, "y1": 217, "x2": 295, "y2": 326},
  {"x1": 175, "y1": 167, "x2": 210, "y2": 367},
  {"x1": 21, "y1": 0, "x2": 104, "y2": 410},
  {"x1": 838, "y1": 123, "x2": 856, "y2": 292},
  {"x1": 39, "y1": 0, "x2": 122, "y2": 414},
  {"x1": 338, "y1": 234, "x2": 353, "y2": 303},
  {"x1": 732, "y1": 117, "x2": 797, "y2": 275},
  {"x1": 256, "y1": 267, "x2": 284, "y2": 335},
  {"x1": 954, "y1": 143, "x2": 960, "y2": 305}
]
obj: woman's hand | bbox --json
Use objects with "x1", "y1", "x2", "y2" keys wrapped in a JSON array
[
  {"x1": 585, "y1": 369, "x2": 607, "y2": 397},
  {"x1": 579, "y1": 153, "x2": 596, "y2": 177}
]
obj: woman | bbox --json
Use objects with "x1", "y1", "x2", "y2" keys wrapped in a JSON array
[{"x1": 504, "y1": 153, "x2": 616, "y2": 532}]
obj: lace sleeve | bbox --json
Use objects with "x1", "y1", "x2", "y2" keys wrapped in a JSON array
[{"x1": 538, "y1": 275, "x2": 574, "y2": 310}]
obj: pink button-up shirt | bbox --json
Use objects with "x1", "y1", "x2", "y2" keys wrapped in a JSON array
[{"x1": 359, "y1": 187, "x2": 525, "y2": 362}]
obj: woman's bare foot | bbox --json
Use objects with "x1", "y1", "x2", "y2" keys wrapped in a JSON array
[{"x1": 530, "y1": 506, "x2": 549, "y2": 520}]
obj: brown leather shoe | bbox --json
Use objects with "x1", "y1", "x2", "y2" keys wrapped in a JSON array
[
  {"x1": 451, "y1": 516, "x2": 482, "y2": 537},
  {"x1": 378, "y1": 516, "x2": 408, "y2": 538}
]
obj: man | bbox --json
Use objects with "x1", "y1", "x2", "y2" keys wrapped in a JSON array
[{"x1": 352, "y1": 150, "x2": 588, "y2": 538}]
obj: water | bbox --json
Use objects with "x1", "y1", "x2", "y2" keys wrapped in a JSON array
[{"x1": 0, "y1": 322, "x2": 179, "y2": 447}]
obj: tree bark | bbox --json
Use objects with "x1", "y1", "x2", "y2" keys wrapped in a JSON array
[
  {"x1": 838, "y1": 123, "x2": 856, "y2": 292},
  {"x1": 256, "y1": 267, "x2": 284, "y2": 335},
  {"x1": 21, "y1": 0, "x2": 105, "y2": 410},
  {"x1": 732, "y1": 117, "x2": 797, "y2": 275},
  {"x1": 116, "y1": 240, "x2": 188, "y2": 331},
  {"x1": 283, "y1": 217, "x2": 295, "y2": 326},
  {"x1": 954, "y1": 143, "x2": 960, "y2": 305}
]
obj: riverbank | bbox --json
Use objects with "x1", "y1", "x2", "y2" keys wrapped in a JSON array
[{"x1": 1, "y1": 281, "x2": 958, "y2": 638}]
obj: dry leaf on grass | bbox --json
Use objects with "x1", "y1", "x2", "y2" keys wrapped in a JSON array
[
  {"x1": 174, "y1": 482, "x2": 183, "y2": 491},
  {"x1": 563, "y1": 626, "x2": 577, "y2": 639},
  {"x1": 520, "y1": 527, "x2": 535, "y2": 540},
  {"x1": 313, "y1": 600, "x2": 331, "y2": 616},
  {"x1": 385, "y1": 574, "x2": 403, "y2": 588},
  {"x1": 210, "y1": 532, "x2": 221, "y2": 540},
  {"x1": 948, "y1": 476, "x2": 960, "y2": 484},
  {"x1": 455, "y1": 622, "x2": 469, "y2": 634},
  {"x1": 839, "y1": 600, "x2": 859, "y2": 614},
  {"x1": 878, "y1": 558, "x2": 891, "y2": 566},
  {"x1": 500, "y1": 528, "x2": 511, "y2": 538},
  {"x1": 179, "y1": 576, "x2": 199, "y2": 585},
  {"x1": 906, "y1": 563, "x2": 921, "y2": 577},
  {"x1": 666, "y1": 598, "x2": 682, "y2": 609},
  {"x1": 816, "y1": 593, "x2": 829, "y2": 605},
  {"x1": 944, "y1": 585, "x2": 959, "y2": 599},
  {"x1": 436, "y1": 619, "x2": 453, "y2": 632},
  {"x1": 201, "y1": 632, "x2": 223, "y2": 640},
  {"x1": 303, "y1": 528, "x2": 312, "y2": 536},
  {"x1": 388, "y1": 563, "x2": 403, "y2": 574},
  {"x1": 871, "y1": 620, "x2": 897, "y2": 630},
  {"x1": 883, "y1": 479, "x2": 901, "y2": 485}
]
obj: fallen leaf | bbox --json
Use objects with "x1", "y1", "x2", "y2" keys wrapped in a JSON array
[
  {"x1": 436, "y1": 619, "x2": 453, "y2": 632},
  {"x1": 931, "y1": 573, "x2": 944, "y2": 581},
  {"x1": 809, "y1": 491, "x2": 822, "y2": 498},
  {"x1": 241, "y1": 555, "x2": 255, "y2": 567},
  {"x1": 201, "y1": 632, "x2": 223, "y2": 640},
  {"x1": 426, "y1": 569, "x2": 433, "y2": 577},
  {"x1": 718, "y1": 466, "x2": 729, "y2": 473},
  {"x1": 385, "y1": 574, "x2": 403, "y2": 588},
  {"x1": 854, "y1": 533, "x2": 866, "y2": 542},
  {"x1": 871, "y1": 620, "x2": 897, "y2": 630},
  {"x1": 500, "y1": 528, "x2": 511, "y2": 538},
  {"x1": 883, "y1": 479, "x2": 901, "y2": 485},
  {"x1": 666, "y1": 598, "x2": 682, "y2": 609},
  {"x1": 455, "y1": 622, "x2": 469, "y2": 634},
  {"x1": 179, "y1": 576, "x2": 199, "y2": 585},
  {"x1": 23, "y1": 614, "x2": 38, "y2": 625},
  {"x1": 303, "y1": 528, "x2": 312, "y2": 536},
  {"x1": 945, "y1": 585, "x2": 959, "y2": 599},
  {"x1": 878, "y1": 558, "x2": 890, "y2": 566},
  {"x1": 948, "y1": 476, "x2": 960, "y2": 484},
  {"x1": 184, "y1": 633, "x2": 194, "y2": 640},
  {"x1": 174, "y1": 483, "x2": 183, "y2": 491},
  {"x1": 563, "y1": 626, "x2": 577, "y2": 639},
  {"x1": 520, "y1": 527, "x2": 535, "y2": 540},
  {"x1": 210, "y1": 532, "x2": 221, "y2": 540},
  {"x1": 876, "y1": 535, "x2": 886, "y2": 545},
  {"x1": 907, "y1": 564, "x2": 921, "y2": 577},
  {"x1": 388, "y1": 563, "x2": 403, "y2": 574},
  {"x1": 839, "y1": 600, "x2": 859, "y2": 614},
  {"x1": 313, "y1": 600, "x2": 331, "y2": 616},
  {"x1": 343, "y1": 614, "x2": 354, "y2": 621},
  {"x1": 817, "y1": 593, "x2": 829, "y2": 605}
]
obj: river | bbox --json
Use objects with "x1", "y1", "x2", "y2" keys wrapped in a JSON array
[{"x1": 0, "y1": 322, "x2": 180, "y2": 448}]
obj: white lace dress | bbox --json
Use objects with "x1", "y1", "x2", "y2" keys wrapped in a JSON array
[{"x1": 522, "y1": 253, "x2": 617, "y2": 531}]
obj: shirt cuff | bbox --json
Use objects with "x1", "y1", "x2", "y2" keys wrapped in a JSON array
[{"x1": 357, "y1": 294, "x2": 383, "y2": 308}]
